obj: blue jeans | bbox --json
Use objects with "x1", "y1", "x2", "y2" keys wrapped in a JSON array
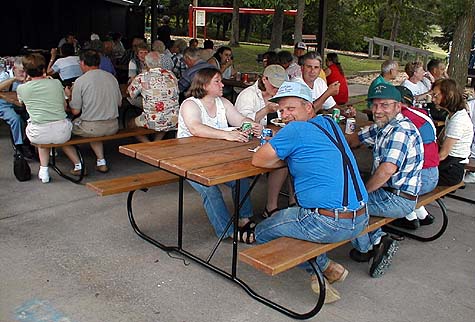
[
  {"x1": 420, "y1": 166, "x2": 439, "y2": 195},
  {"x1": 256, "y1": 207, "x2": 369, "y2": 272},
  {"x1": 351, "y1": 188, "x2": 416, "y2": 253},
  {"x1": 0, "y1": 100, "x2": 23, "y2": 145},
  {"x1": 187, "y1": 179, "x2": 254, "y2": 238}
]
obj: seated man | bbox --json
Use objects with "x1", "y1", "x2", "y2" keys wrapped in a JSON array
[
  {"x1": 0, "y1": 58, "x2": 34, "y2": 158},
  {"x1": 178, "y1": 47, "x2": 215, "y2": 101},
  {"x1": 47, "y1": 43, "x2": 83, "y2": 86},
  {"x1": 392, "y1": 86, "x2": 439, "y2": 229},
  {"x1": 346, "y1": 84, "x2": 424, "y2": 277},
  {"x1": 64, "y1": 50, "x2": 122, "y2": 174},
  {"x1": 127, "y1": 52, "x2": 179, "y2": 142},
  {"x1": 252, "y1": 82, "x2": 369, "y2": 303}
]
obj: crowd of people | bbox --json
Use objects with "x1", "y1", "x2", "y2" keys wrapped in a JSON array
[{"x1": 1, "y1": 28, "x2": 475, "y2": 304}]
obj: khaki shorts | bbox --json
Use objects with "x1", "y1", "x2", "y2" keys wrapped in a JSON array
[
  {"x1": 26, "y1": 119, "x2": 72, "y2": 144},
  {"x1": 72, "y1": 118, "x2": 118, "y2": 137}
]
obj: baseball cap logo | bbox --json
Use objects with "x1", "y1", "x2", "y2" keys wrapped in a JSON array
[{"x1": 374, "y1": 85, "x2": 387, "y2": 93}]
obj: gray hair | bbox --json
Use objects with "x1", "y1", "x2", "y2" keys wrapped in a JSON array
[
  {"x1": 173, "y1": 39, "x2": 187, "y2": 53},
  {"x1": 144, "y1": 51, "x2": 162, "y2": 69},
  {"x1": 152, "y1": 40, "x2": 166, "y2": 54},
  {"x1": 183, "y1": 47, "x2": 201, "y2": 61},
  {"x1": 381, "y1": 60, "x2": 398, "y2": 74},
  {"x1": 301, "y1": 51, "x2": 323, "y2": 65}
]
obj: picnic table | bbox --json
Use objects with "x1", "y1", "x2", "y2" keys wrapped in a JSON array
[{"x1": 119, "y1": 136, "x2": 276, "y2": 292}]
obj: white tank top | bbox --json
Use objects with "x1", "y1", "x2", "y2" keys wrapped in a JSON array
[{"x1": 177, "y1": 96, "x2": 229, "y2": 138}]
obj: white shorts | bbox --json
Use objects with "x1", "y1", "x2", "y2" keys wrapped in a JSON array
[{"x1": 26, "y1": 119, "x2": 72, "y2": 144}]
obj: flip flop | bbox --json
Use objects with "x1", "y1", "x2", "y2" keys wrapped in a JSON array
[
  {"x1": 238, "y1": 220, "x2": 256, "y2": 244},
  {"x1": 263, "y1": 207, "x2": 280, "y2": 218}
]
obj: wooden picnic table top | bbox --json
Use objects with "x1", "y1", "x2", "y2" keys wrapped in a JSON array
[
  {"x1": 119, "y1": 135, "x2": 274, "y2": 186},
  {"x1": 0, "y1": 91, "x2": 21, "y2": 107}
]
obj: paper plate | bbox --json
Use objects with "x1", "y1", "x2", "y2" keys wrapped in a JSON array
[{"x1": 270, "y1": 118, "x2": 286, "y2": 127}]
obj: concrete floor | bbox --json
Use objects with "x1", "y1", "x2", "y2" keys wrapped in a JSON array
[{"x1": 1, "y1": 121, "x2": 474, "y2": 322}]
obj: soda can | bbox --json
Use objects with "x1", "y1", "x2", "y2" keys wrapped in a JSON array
[
  {"x1": 260, "y1": 128, "x2": 273, "y2": 145},
  {"x1": 345, "y1": 118, "x2": 356, "y2": 134},
  {"x1": 241, "y1": 121, "x2": 253, "y2": 139},
  {"x1": 331, "y1": 108, "x2": 341, "y2": 123},
  {"x1": 236, "y1": 72, "x2": 241, "y2": 81},
  {"x1": 242, "y1": 73, "x2": 249, "y2": 83}
]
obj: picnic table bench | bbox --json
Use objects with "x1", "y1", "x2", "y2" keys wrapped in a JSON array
[
  {"x1": 364, "y1": 36, "x2": 432, "y2": 64},
  {"x1": 33, "y1": 127, "x2": 156, "y2": 184},
  {"x1": 239, "y1": 181, "x2": 463, "y2": 318},
  {"x1": 446, "y1": 159, "x2": 475, "y2": 204}
]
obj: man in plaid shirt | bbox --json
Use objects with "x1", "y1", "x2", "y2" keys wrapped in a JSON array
[{"x1": 346, "y1": 83, "x2": 424, "y2": 277}]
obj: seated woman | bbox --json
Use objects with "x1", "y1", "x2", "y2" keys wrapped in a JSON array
[
  {"x1": 401, "y1": 61, "x2": 430, "y2": 101},
  {"x1": 207, "y1": 46, "x2": 235, "y2": 98},
  {"x1": 432, "y1": 79, "x2": 474, "y2": 186},
  {"x1": 16, "y1": 54, "x2": 75, "y2": 183},
  {"x1": 47, "y1": 43, "x2": 83, "y2": 87},
  {"x1": 177, "y1": 68, "x2": 261, "y2": 243},
  {"x1": 325, "y1": 53, "x2": 349, "y2": 105},
  {"x1": 235, "y1": 64, "x2": 294, "y2": 217}
]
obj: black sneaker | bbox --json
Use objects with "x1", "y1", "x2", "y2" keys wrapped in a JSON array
[
  {"x1": 369, "y1": 235, "x2": 399, "y2": 278},
  {"x1": 391, "y1": 217, "x2": 420, "y2": 230},
  {"x1": 349, "y1": 248, "x2": 374, "y2": 262},
  {"x1": 419, "y1": 214, "x2": 435, "y2": 226}
]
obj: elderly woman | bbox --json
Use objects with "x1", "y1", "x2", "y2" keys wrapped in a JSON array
[
  {"x1": 16, "y1": 54, "x2": 75, "y2": 183},
  {"x1": 128, "y1": 42, "x2": 149, "y2": 82},
  {"x1": 432, "y1": 79, "x2": 474, "y2": 186},
  {"x1": 235, "y1": 64, "x2": 294, "y2": 217},
  {"x1": 401, "y1": 61, "x2": 430, "y2": 101},
  {"x1": 177, "y1": 68, "x2": 261, "y2": 243}
]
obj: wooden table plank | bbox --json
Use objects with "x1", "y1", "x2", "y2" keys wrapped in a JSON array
[
  {"x1": 186, "y1": 158, "x2": 272, "y2": 186},
  {"x1": 160, "y1": 142, "x2": 258, "y2": 176},
  {"x1": 136, "y1": 139, "x2": 253, "y2": 167},
  {"x1": 119, "y1": 136, "x2": 213, "y2": 158}
]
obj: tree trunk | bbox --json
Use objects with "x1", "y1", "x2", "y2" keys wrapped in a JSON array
[
  {"x1": 294, "y1": 0, "x2": 305, "y2": 43},
  {"x1": 269, "y1": 6, "x2": 284, "y2": 51},
  {"x1": 389, "y1": 9, "x2": 400, "y2": 42},
  {"x1": 229, "y1": 0, "x2": 240, "y2": 46},
  {"x1": 448, "y1": 0, "x2": 475, "y2": 87}
]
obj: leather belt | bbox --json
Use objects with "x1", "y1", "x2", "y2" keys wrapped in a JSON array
[
  {"x1": 383, "y1": 187, "x2": 417, "y2": 201},
  {"x1": 308, "y1": 207, "x2": 366, "y2": 219}
]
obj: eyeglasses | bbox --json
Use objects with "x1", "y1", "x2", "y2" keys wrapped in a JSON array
[{"x1": 371, "y1": 102, "x2": 397, "y2": 109}]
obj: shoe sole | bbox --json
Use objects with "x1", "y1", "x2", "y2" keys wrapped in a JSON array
[
  {"x1": 369, "y1": 239, "x2": 399, "y2": 278},
  {"x1": 311, "y1": 277, "x2": 341, "y2": 303}
]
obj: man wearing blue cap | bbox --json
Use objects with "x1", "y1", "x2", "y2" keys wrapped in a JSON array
[
  {"x1": 346, "y1": 83, "x2": 424, "y2": 277},
  {"x1": 252, "y1": 81, "x2": 369, "y2": 303}
]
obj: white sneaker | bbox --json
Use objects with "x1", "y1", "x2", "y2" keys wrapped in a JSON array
[
  {"x1": 38, "y1": 168, "x2": 50, "y2": 184},
  {"x1": 464, "y1": 172, "x2": 475, "y2": 184}
]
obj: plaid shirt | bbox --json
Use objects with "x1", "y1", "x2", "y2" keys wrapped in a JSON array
[
  {"x1": 172, "y1": 53, "x2": 187, "y2": 79},
  {"x1": 359, "y1": 113, "x2": 424, "y2": 195}
]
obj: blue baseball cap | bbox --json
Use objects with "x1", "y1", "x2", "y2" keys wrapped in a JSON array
[
  {"x1": 368, "y1": 83, "x2": 401, "y2": 102},
  {"x1": 269, "y1": 81, "x2": 313, "y2": 103}
]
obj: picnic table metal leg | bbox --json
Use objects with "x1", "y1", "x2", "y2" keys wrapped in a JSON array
[
  {"x1": 385, "y1": 198, "x2": 449, "y2": 242},
  {"x1": 49, "y1": 146, "x2": 85, "y2": 184},
  {"x1": 445, "y1": 193, "x2": 475, "y2": 204}
]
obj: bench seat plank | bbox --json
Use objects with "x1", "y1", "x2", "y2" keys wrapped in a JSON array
[
  {"x1": 86, "y1": 170, "x2": 178, "y2": 196},
  {"x1": 240, "y1": 183, "x2": 464, "y2": 276},
  {"x1": 34, "y1": 127, "x2": 156, "y2": 148}
]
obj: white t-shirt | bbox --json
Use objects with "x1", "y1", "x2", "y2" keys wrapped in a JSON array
[
  {"x1": 444, "y1": 109, "x2": 474, "y2": 161},
  {"x1": 400, "y1": 79, "x2": 430, "y2": 97},
  {"x1": 467, "y1": 99, "x2": 475, "y2": 158},
  {"x1": 293, "y1": 77, "x2": 336, "y2": 110},
  {"x1": 235, "y1": 82, "x2": 267, "y2": 126}
]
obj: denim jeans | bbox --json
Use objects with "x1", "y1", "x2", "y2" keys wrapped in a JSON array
[
  {"x1": 256, "y1": 207, "x2": 369, "y2": 272},
  {"x1": 187, "y1": 179, "x2": 253, "y2": 238},
  {"x1": 420, "y1": 166, "x2": 439, "y2": 195},
  {"x1": 351, "y1": 188, "x2": 416, "y2": 253},
  {"x1": 0, "y1": 100, "x2": 23, "y2": 145}
]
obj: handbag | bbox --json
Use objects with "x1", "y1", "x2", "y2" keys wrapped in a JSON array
[{"x1": 13, "y1": 149, "x2": 31, "y2": 182}]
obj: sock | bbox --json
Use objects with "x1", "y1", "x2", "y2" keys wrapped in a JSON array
[
  {"x1": 39, "y1": 166, "x2": 49, "y2": 174},
  {"x1": 405, "y1": 211, "x2": 418, "y2": 221},
  {"x1": 415, "y1": 206, "x2": 428, "y2": 219},
  {"x1": 96, "y1": 159, "x2": 106, "y2": 166},
  {"x1": 74, "y1": 163, "x2": 82, "y2": 170}
]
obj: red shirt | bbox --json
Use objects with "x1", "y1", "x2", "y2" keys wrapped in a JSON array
[{"x1": 326, "y1": 64, "x2": 349, "y2": 105}]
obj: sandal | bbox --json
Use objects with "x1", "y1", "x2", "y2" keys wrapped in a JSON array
[
  {"x1": 263, "y1": 207, "x2": 280, "y2": 218},
  {"x1": 238, "y1": 220, "x2": 256, "y2": 244}
]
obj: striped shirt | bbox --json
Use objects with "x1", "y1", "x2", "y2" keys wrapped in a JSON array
[{"x1": 359, "y1": 113, "x2": 424, "y2": 195}]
